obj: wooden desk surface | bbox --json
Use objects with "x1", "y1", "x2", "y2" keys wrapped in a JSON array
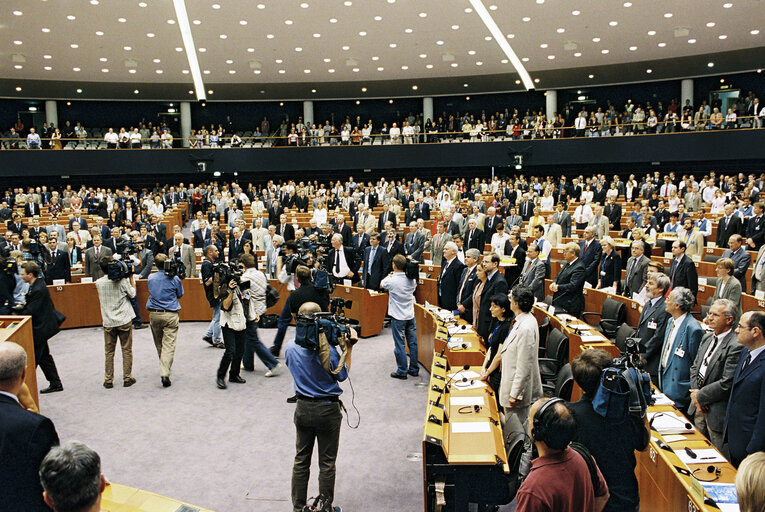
[
  {"x1": 0, "y1": 316, "x2": 37, "y2": 409},
  {"x1": 415, "y1": 304, "x2": 486, "y2": 371},
  {"x1": 101, "y1": 482, "x2": 214, "y2": 512}
]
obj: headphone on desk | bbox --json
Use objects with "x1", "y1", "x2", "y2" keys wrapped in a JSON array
[{"x1": 531, "y1": 397, "x2": 565, "y2": 444}]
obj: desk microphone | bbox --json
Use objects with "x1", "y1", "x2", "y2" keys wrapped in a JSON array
[
  {"x1": 649, "y1": 412, "x2": 693, "y2": 431},
  {"x1": 431, "y1": 364, "x2": 470, "y2": 400}
]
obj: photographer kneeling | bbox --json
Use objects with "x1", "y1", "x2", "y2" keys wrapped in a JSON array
[
  {"x1": 285, "y1": 301, "x2": 357, "y2": 512},
  {"x1": 216, "y1": 263, "x2": 248, "y2": 390}
]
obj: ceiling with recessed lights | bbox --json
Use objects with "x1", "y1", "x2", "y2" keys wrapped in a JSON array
[{"x1": 1, "y1": 0, "x2": 763, "y2": 100}]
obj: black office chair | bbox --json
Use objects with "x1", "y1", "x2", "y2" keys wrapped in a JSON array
[
  {"x1": 504, "y1": 430, "x2": 527, "y2": 502},
  {"x1": 544, "y1": 294, "x2": 553, "y2": 306},
  {"x1": 542, "y1": 363, "x2": 573, "y2": 400},
  {"x1": 614, "y1": 322, "x2": 637, "y2": 353},
  {"x1": 538, "y1": 316, "x2": 551, "y2": 358},
  {"x1": 706, "y1": 277, "x2": 719, "y2": 288},
  {"x1": 703, "y1": 254, "x2": 718, "y2": 263},
  {"x1": 539, "y1": 328, "x2": 568, "y2": 384},
  {"x1": 582, "y1": 297, "x2": 626, "y2": 340}
]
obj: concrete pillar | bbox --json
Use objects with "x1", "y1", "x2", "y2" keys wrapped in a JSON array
[
  {"x1": 423, "y1": 97, "x2": 434, "y2": 122},
  {"x1": 681, "y1": 79, "x2": 694, "y2": 110},
  {"x1": 45, "y1": 100, "x2": 58, "y2": 129},
  {"x1": 180, "y1": 101, "x2": 191, "y2": 148},
  {"x1": 545, "y1": 90, "x2": 557, "y2": 121},
  {"x1": 303, "y1": 101, "x2": 314, "y2": 126}
]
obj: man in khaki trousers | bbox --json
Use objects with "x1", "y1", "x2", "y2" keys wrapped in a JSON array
[{"x1": 146, "y1": 254, "x2": 184, "y2": 387}]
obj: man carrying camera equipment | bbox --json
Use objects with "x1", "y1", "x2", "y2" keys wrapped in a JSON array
[
  {"x1": 239, "y1": 253, "x2": 283, "y2": 376},
  {"x1": 285, "y1": 301, "x2": 357, "y2": 512},
  {"x1": 18, "y1": 261, "x2": 63, "y2": 393},
  {"x1": 570, "y1": 349, "x2": 649, "y2": 512},
  {"x1": 201, "y1": 244, "x2": 224, "y2": 348},
  {"x1": 0, "y1": 245, "x2": 18, "y2": 313},
  {"x1": 146, "y1": 253, "x2": 184, "y2": 387},
  {"x1": 94, "y1": 255, "x2": 137, "y2": 389},
  {"x1": 381, "y1": 253, "x2": 419, "y2": 379},
  {"x1": 216, "y1": 260, "x2": 248, "y2": 390},
  {"x1": 270, "y1": 265, "x2": 330, "y2": 357}
]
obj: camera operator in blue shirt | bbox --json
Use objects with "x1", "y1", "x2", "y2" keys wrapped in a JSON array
[
  {"x1": 285, "y1": 301, "x2": 357, "y2": 512},
  {"x1": 146, "y1": 253, "x2": 184, "y2": 388}
]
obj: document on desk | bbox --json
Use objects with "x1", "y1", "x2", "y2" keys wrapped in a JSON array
[
  {"x1": 580, "y1": 334, "x2": 604, "y2": 342},
  {"x1": 451, "y1": 421, "x2": 491, "y2": 434},
  {"x1": 652, "y1": 391, "x2": 676, "y2": 406},
  {"x1": 647, "y1": 412, "x2": 695, "y2": 434},
  {"x1": 450, "y1": 396, "x2": 485, "y2": 406},
  {"x1": 701, "y1": 483, "x2": 739, "y2": 512},
  {"x1": 447, "y1": 370, "x2": 481, "y2": 380},
  {"x1": 448, "y1": 339, "x2": 471, "y2": 349},
  {"x1": 676, "y1": 448, "x2": 728, "y2": 466},
  {"x1": 448, "y1": 325, "x2": 474, "y2": 335}
]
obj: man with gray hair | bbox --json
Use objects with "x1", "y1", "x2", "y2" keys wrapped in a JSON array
[
  {"x1": 637, "y1": 272, "x2": 672, "y2": 384},
  {"x1": 688, "y1": 299, "x2": 743, "y2": 450},
  {"x1": 659, "y1": 286, "x2": 704, "y2": 414},
  {"x1": 39, "y1": 441, "x2": 105, "y2": 512},
  {"x1": 0, "y1": 342, "x2": 59, "y2": 512},
  {"x1": 437, "y1": 241, "x2": 465, "y2": 311}
]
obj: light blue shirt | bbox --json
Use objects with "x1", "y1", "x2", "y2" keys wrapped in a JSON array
[
  {"x1": 285, "y1": 339, "x2": 347, "y2": 398},
  {"x1": 381, "y1": 271, "x2": 417, "y2": 320},
  {"x1": 146, "y1": 271, "x2": 184, "y2": 311}
]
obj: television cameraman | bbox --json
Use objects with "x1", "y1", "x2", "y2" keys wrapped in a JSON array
[
  {"x1": 201, "y1": 244, "x2": 224, "y2": 348},
  {"x1": 270, "y1": 264, "x2": 330, "y2": 357},
  {"x1": 381, "y1": 253, "x2": 419, "y2": 379},
  {"x1": 285, "y1": 301, "x2": 357, "y2": 512},
  {"x1": 146, "y1": 253, "x2": 184, "y2": 388},
  {"x1": 0, "y1": 246, "x2": 16, "y2": 314},
  {"x1": 94, "y1": 255, "x2": 137, "y2": 388},
  {"x1": 216, "y1": 260, "x2": 248, "y2": 390}
]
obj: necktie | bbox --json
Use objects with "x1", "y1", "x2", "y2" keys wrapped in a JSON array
[
  {"x1": 76, "y1": 233, "x2": 81, "y2": 244},
  {"x1": 96, "y1": 248, "x2": 100, "y2": 258},
  {"x1": 334, "y1": 250, "x2": 341, "y2": 273},
  {"x1": 742, "y1": 353, "x2": 752, "y2": 371},
  {"x1": 368, "y1": 247, "x2": 376, "y2": 275},
  {"x1": 699, "y1": 335, "x2": 721, "y2": 383},
  {"x1": 53, "y1": 250, "x2": 57, "y2": 260},
  {"x1": 521, "y1": 259, "x2": 531, "y2": 278},
  {"x1": 626, "y1": 258, "x2": 636, "y2": 283},
  {"x1": 661, "y1": 321, "x2": 676, "y2": 369}
]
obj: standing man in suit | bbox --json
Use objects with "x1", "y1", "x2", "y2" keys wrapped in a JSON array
[
  {"x1": 437, "y1": 242, "x2": 465, "y2": 311},
  {"x1": 333, "y1": 214, "x2": 352, "y2": 246},
  {"x1": 168, "y1": 233, "x2": 197, "y2": 278},
  {"x1": 327, "y1": 233, "x2": 360, "y2": 284},
  {"x1": 150, "y1": 215, "x2": 167, "y2": 254},
  {"x1": 723, "y1": 310, "x2": 765, "y2": 467},
  {"x1": 483, "y1": 207, "x2": 502, "y2": 241},
  {"x1": 193, "y1": 219, "x2": 211, "y2": 249},
  {"x1": 579, "y1": 227, "x2": 603, "y2": 287},
  {"x1": 68, "y1": 212, "x2": 88, "y2": 232},
  {"x1": 750, "y1": 242, "x2": 765, "y2": 293},
  {"x1": 716, "y1": 203, "x2": 743, "y2": 249},
  {"x1": 456, "y1": 248, "x2": 480, "y2": 321},
  {"x1": 505, "y1": 206, "x2": 523, "y2": 231},
  {"x1": 46, "y1": 216, "x2": 67, "y2": 243},
  {"x1": 430, "y1": 221, "x2": 452, "y2": 266},
  {"x1": 669, "y1": 240, "x2": 699, "y2": 301},
  {"x1": 20, "y1": 261, "x2": 63, "y2": 393},
  {"x1": 587, "y1": 205, "x2": 609, "y2": 240},
  {"x1": 404, "y1": 221, "x2": 425, "y2": 262},
  {"x1": 550, "y1": 242, "x2": 586, "y2": 317},
  {"x1": 378, "y1": 203, "x2": 396, "y2": 232},
  {"x1": 276, "y1": 213, "x2": 295, "y2": 242},
  {"x1": 361, "y1": 233, "x2": 389, "y2": 291},
  {"x1": 228, "y1": 226, "x2": 246, "y2": 262},
  {"x1": 476, "y1": 253, "x2": 508, "y2": 340},
  {"x1": 658, "y1": 287, "x2": 704, "y2": 414},
  {"x1": 464, "y1": 219, "x2": 485, "y2": 251},
  {"x1": 688, "y1": 299, "x2": 743, "y2": 451},
  {"x1": 45, "y1": 236, "x2": 71, "y2": 284},
  {"x1": 518, "y1": 195, "x2": 535, "y2": 221},
  {"x1": 83, "y1": 234, "x2": 112, "y2": 280},
  {"x1": 0, "y1": 343, "x2": 60, "y2": 512},
  {"x1": 623, "y1": 241, "x2": 650, "y2": 297},
  {"x1": 637, "y1": 272, "x2": 672, "y2": 385},
  {"x1": 604, "y1": 197, "x2": 622, "y2": 232},
  {"x1": 678, "y1": 218, "x2": 705, "y2": 260},
  {"x1": 544, "y1": 215, "x2": 563, "y2": 248},
  {"x1": 745, "y1": 202, "x2": 765, "y2": 251},
  {"x1": 518, "y1": 242, "x2": 546, "y2": 301},
  {"x1": 553, "y1": 203, "x2": 572, "y2": 237},
  {"x1": 722, "y1": 234, "x2": 752, "y2": 292},
  {"x1": 504, "y1": 232, "x2": 526, "y2": 287}
]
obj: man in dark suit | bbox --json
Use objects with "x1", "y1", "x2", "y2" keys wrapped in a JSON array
[
  {"x1": 416, "y1": 200, "x2": 430, "y2": 221},
  {"x1": 7, "y1": 213, "x2": 27, "y2": 235},
  {"x1": 669, "y1": 240, "x2": 699, "y2": 301},
  {"x1": 456, "y1": 249, "x2": 480, "y2": 321},
  {"x1": 333, "y1": 214, "x2": 353, "y2": 246},
  {"x1": 193, "y1": 220, "x2": 212, "y2": 249},
  {"x1": 745, "y1": 202, "x2": 765, "y2": 251},
  {"x1": 268, "y1": 200, "x2": 283, "y2": 226},
  {"x1": 504, "y1": 232, "x2": 526, "y2": 287},
  {"x1": 476, "y1": 253, "x2": 508, "y2": 340},
  {"x1": 483, "y1": 207, "x2": 502, "y2": 241},
  {"x1": 553, "y1": 203, "x2": 572, "y2": 238},
  {"x1": 638, "y1": 272, "x2": 672, "y2": 384},
  {"x1": 518, "y1": 243, "x2": 546, "y2": 301},
  {"x1": 45, "y1": 237, "x2": 71, "y2": 284},
  {"x1": 723, "y1": 310, "x2": 765, "y2": 467},
  {"x1": 0, "y1": 343, "x2": 60, "y2": 512},
  {"x1": 404, "y1": 201, "x2": 420, "y2": 226},
  {"x1": 19, "y1": 261, "x2": 63, "y2": 393},
  {"x1": 275, "y1": 214, "x2": 295, "y2": 242},
  {"x1": 518, "y1": 196, "x2": 535, "y2": 221},
  {"x1": 464, "y1": 219, "x2": 485, "y2": 251},
  {"x1": 550, "y1": 242, "x2": 586, "y2": 317},
  {"x1": 326, "y1": 233, "x2": 360, "y2": 284},
  {"x1": 23, "y1": 198, "x2": 40, "y2": 218},
  {"x1": 83, "y1": 235, "x2": 112, "y2": 280},
  {"x1": 604, "y1": 197, "x2": 622, "y2": 231},
  {"x1": 350, "y1": 226, "x2": 370, "y2": 259},
  {"x1": 623, "y1": 241, "x2": 650, "y2": 297},
  {"x1": 378, "y1": 204, "x2": 396, "y2": 232},
  {"x1": 688, "y1": 299, "x2": 743, "y2": 451},
  {"x1": 437, "y1": 242, "x2": 466, "y2": 311},
  {"x1": 716, "y1": 204, "x2": 743, "y2": 249},
  {"x1": 579, "y1": 227, "x2": 602, "y2": 287},
  {"x1": 404, "y1": 221, "x2": 425, "y2": 262},
  {"x1": 68, "y1": 213, "x2": 88, "y2": 232},
  {"x1": 228, "y1": 226, "x2": 247, "y2": 261},
  {"x1": 722, "y1": 234, "x2": 752, "y2": 293},
  {"x1": 293, "y1": 190, "x2": 309, "y2": 212},
  {"x1": 361, "y1": 234, "x2": 389, "y2": 290}
]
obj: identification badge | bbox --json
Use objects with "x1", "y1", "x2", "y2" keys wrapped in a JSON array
[
  {"x1": 600, "y1": 271, "x2": 606, "y2": 276},
  {"x1": 648, "y1": 321, "x2": 657, "y2": 330},
  {"x1": 674, "y1": 347, "x2": 685, "y2": 358}
]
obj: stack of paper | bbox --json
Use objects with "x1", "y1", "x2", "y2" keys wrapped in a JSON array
[
  {"x1": 451, "y1": 422, "x2": 491, "y2": 433},
  {"x1": 676, "y1": 448, "x2": 728, "y2": 465},
  {"x1": 648, "y1": 412, "x2": 695, "y2": 434}
]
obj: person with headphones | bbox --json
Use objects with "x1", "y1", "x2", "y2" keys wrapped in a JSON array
[{"x1": 515, "y1": 398, "x2": 610, "y2": 512}]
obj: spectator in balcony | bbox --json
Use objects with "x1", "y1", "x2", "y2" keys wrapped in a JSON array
[
  {"x1": 74, "y1": 122, "x2": 87, "y2": 143},
  {"x1": 694, "y1": 106, "x2": 708, "y2": 131},
  {"x1": 129, "y1": 127, "x2": 141, "y2": 149},
  {"x1": 161, "y1": 128, "x2": 173, "y2": 148},
  {"x1": 118, "y1": 127, "x2": 129, "y2": 148},
  {"x1": 26, "y1": 128, "x2": 41, "y2": 149},
  {"x1": 710, "y1": 107, "x2": 724, "y2": 129},
  {"x1": 50, "y1": 128, "x2": 62, "y2": 150},
  {"x1": 104, "y1": 128, "x2": 118, "y2": 149}
]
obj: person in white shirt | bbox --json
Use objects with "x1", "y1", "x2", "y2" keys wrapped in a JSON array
[
  {"x1": 389, "y1": 123, "x2": 401, "y2": 144},
  {"x1": 402, "y1": 121, "x2": 414, "y2": 144},
  {"x1": 490, "y1": 222, "x2": 510, "y2": 256},
  {"x1": 129, "y1": 128, "x2": 142, "y2": 149},
  {"x1": 573, "y1": 202, "x2": 593, "y2": 229},
  {"x1": 104, "y1": 128, "x2": 119, "y2": 149},
  {"x1": 160, "y1": 129, "x2": 173, "y2": 148}
]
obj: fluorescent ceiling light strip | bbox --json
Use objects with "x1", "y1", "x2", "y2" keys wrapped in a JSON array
[
  {"x1": 469, "y1": 0, "x2": 534, "y2": 90},
  {"x1": 173, "y1": 0, "x2": 206, "y2": 100}
]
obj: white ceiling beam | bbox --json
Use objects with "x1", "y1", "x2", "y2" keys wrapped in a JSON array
[{"x1": 172, "y1": 0, "x2": 206, "y2": 100}]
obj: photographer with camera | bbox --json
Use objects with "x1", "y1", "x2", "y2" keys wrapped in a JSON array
[
  {"x1": 146, "y1": 253, "x2": 184, "y2": 387},
  {"x1": 94, "y1": 255, "x2": 137, "y2": 389},
  {"x1": 277, "y1": 240, "x2": 300, "y2": 290},
  {"x1": 381, "y1": 253, "x2": 419, "y2": 379},
  {"x1": 201, "y1": 244, "x2": 224, "y2": 349},
  {"x1": 285, "y1": 301, "x2": 357, "y2": 512},
  {"x1": 239, "y1": 253, "x2": 283, "y2": 376},
  {"x1": 0, "y1": 246, "x2": 17, "y2": 313},
  {"x1": 216, "y1": 260, "x2": 248, "y2": 390},
  {"x1": 270, "y1": 265, "x2": 330, "y2": 357},
  {"x1": 569, "y1": 348, "x2": 649, "y2": 512}
]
